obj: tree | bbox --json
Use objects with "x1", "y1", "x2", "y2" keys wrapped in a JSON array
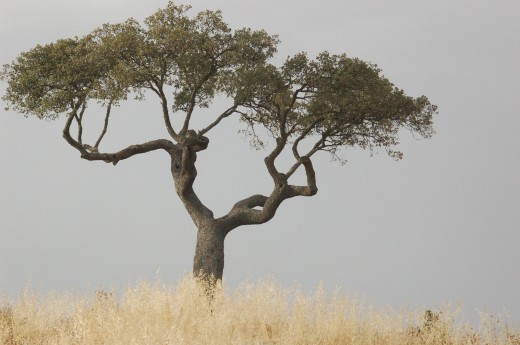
[{"x1": 1, "y1": 2, "x2": 436, "y2": 282}]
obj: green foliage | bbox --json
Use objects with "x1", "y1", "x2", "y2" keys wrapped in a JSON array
[
  {"x1": 234, "y1": 51, "x2": 436, "y2": 158},
  {"x1": 1, "y1": 1, "x2": 436, "y2": 160},
  {"x1": 2, "y1": 38, "x2": 98, "y2": 118},
  {"x1": 1, "y1": 2, "x2": 277, "y2": 117}
]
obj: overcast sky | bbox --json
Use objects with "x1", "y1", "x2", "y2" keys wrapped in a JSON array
[{"x1": 1, "y1": 0, "x2": 519, "y2": 327}]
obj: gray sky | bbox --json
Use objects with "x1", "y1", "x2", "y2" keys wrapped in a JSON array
[{"x1": 1, "y1": 0, "x2": 519, "y2": 326}]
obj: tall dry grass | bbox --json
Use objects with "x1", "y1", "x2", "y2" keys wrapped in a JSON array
[{"x1": 1, "y1": 276, "x2": 518, "y2": 345}]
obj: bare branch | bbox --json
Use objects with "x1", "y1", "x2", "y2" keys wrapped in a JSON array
[
  {"x1": 94, "y1": 100, "x2": 112, "y2": 149},
  {"x1": 180, "y1": 66, "x2": 217, "y2": 136},
  {"x1": 74, "y1": 101, "x2": 87, "y2": 144},
  {"x1": 259, "y1": 88, "x2": 320, "y2": 183},
  {"x1": 220, "y1": 138, "x2": 319, "y2": 233},
  {"x1": 63, "y1": 104, "x2": 87, "y2": 153},
  {"x1": 157, "y1": 86, "x2": 180, "y2": 142},
  {"x1": 86, "y1": 139, "x2": 175, "y2": 165},
  {"x1": 199, "y1": 105, "x2": 238, "y2": 135},
  {"x1": 280, "y1": 84, "x2": 307, "y2": 136},
  {"x1": 286, "y1": 135, "x2": 326, "y2": 178},
  {"x1": 291, "y1": 118, "x2": 324, "y2": 161},
  {"x1": 218, "y1": 190, "x2": 285, "y2": 233},
  {"x1": 180, "y1": 146, "x2": 194, "y2": 180},
  {"x1": 63, "y1": 109, "x2": 175, "y2": 166},
  {"x1": 263, "y1": 102, "x2": 323, "y2": 183},
  {"x1": 219, "y1": 160, "x2": 318, "y2": 233},
  {"x1": 170, "y1": 146, "x2": 215, "y2": 226},
  {"x1": 147, "y1": 84, "x2": 161, "y2": 98},
  {"x1": 180, "y1": 91, "x2": 198, "y2": 137},
  {"x1": 231, "y1": 194, "x2": 269, "y2": 210},
  {"x1": 286, "y1": 156, "x2": 318, "y2": 197},
  {"x1": 264, "y1": 136, "x2": 287, "y2": 182}
]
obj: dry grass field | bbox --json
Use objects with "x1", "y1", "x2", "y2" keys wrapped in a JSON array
[{"x1": 1, "y1": 276, "x2": 518, "y2": 345}]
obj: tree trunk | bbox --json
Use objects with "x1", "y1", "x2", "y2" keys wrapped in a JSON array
[
  {"x1": 193, "y1": 222, "x2": 226, "y2": 281},
  {"x1": 167, "y1": 133, "x2": 318, "y2": 284}
]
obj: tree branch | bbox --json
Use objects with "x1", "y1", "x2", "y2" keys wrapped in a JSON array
[
  {"x1": 218, "y1": 164, "x2": 317, "y2": 233},
  {"x1": 180, "y1": 66, "x2": 217, "y2": 136},
  {"x1": 217, "y1": 190, "x2": 285, "y2": 233},
  {"x1": 231, "y1": 194, "x2": 269, "y2": 210},
  {"x1": 94, "y1": 100, "x2": 112, "y2": 149},
  {"x1": 157, "y1": 85, "x2": 180, "y2": 142},
  {"x1": 290, "y1": 119, "x2": 324, "y2": 161},
  {"x1": 264, "y1": 135, "x2": 288, "y2": 183},
  {"x1": 147, "y1": 80, "x2": 161, "y2": 97},
  {"x1": 93, "y1": 140, "x2": 176, "y2": 165},
  {"x1": 63, "y1": 103, "x2": 86, "y2": 153},
  {"x1": 64, "y1": 102, "x2": 214, "y2": 228},
  {"x1": 63, "y1": 110, "x2": 175, "y2": 165},
  {"x1": 285, "y1": 156, "x2": 318, "y2": 197},
  {"x1": 199, "y1": 105, "x2": 238, "y2": 135},
  {"x1": 218, "y1": 154, "x2": 318, "y2": 234},
  {"x1": 169, "y1": 145, "x2": 215, "y2": 227},
  {"x1": 280, "y1": 84, "x2": 307, "y2": 136},
  {"x1": 74, "y1": 101, "x2": 87, "y2": 144},
  {"x1": 286, "y1": 135, "x2": 326, "y2": 178},
  {"x1": 180, "y1": 91, "x2": 198, "y2": 137}
]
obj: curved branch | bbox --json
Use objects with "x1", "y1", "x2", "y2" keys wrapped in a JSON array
[
  {"x1": 264, "y1": 136, "x2": 287, "y2": 183},
  {"x1": 83, "y1": 139, "x2": 175, "y2": 165},
  {"x1": 170, "y1": 146, "x2": 214, "y2": 227},
  {"x1": 63, "y1": 112, "x2": 175, "y2": 165},
  {"x1": 218, "y1": 190, "x2": 285, "y2": 233},
  {"x1": 286, "y1": 135, "x2": 326, "y2": 178},
  {"x1": 291, "y1": 118, "x2": 325, "y2": 160},
  {"x1": 286, "y1": 157, "x2": 318, "y2": 197},
  {"x1": 179, "y1": 146, "x2": 196, "y2": 191},
  {"x1": 232, "y1": 194, "x2": 269, "y2": 210},
  {"x1": 218, "y1": 156, "x2": 318, "y2": 234}
]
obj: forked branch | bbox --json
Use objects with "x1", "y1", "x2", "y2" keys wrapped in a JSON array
[
  {"x1": 286, "y1": 135, "x2": 327, "y2": 178},
  {"x1": 73, "y1": 101, "x2": 87, "y2": 144},
  {"x1": 219, "y1": 154, "x2": 318, "y2": 233},
  {"x1": 63, "y1": 111, "x2": 175, "y2": 165},
  {"x1": 180, "y1": 66, "x2": 218, "y2": 136}
]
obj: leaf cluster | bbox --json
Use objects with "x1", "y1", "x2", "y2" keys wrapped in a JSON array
[
  {"x1": 232, "y1": 52, "x2": 436, "y2": 159},
  {"x1": 1, "y1": 2, "x2": 278, "y2": 118}
]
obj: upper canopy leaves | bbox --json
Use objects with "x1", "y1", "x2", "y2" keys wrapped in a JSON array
[
  {"x1": 1, "y1": 1, "x2": 435, "y2": 159},
  {"x1": 1, "y1": 2, "x2": 278, "y2": 118},
  {"x1": 233, "y1": 52, "x2": 436, "y2": 159},
  {"x1": 2, "y1": 37, "x2": 109, "y2": 118}
]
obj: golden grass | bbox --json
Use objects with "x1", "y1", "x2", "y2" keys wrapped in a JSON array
[{"x1": 1, "y1": 276, "x2": 518, "y2": 345}]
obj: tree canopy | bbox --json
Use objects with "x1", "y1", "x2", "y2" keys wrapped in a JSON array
[{"x1": 2, "y1": 2, "x2": 435, "y2": 161}]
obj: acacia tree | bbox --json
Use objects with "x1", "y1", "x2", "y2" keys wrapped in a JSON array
[{"x1": 1, "y1": 3, "x2": 436, "y2": 281}]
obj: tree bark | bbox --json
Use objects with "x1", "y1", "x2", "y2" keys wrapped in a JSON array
[
  {"x1": 165, "y1": 136, "x2": 226, "y2": 280},
  {"x1": 193, "y1": 222, "x2": 226, "y2": 280}
]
